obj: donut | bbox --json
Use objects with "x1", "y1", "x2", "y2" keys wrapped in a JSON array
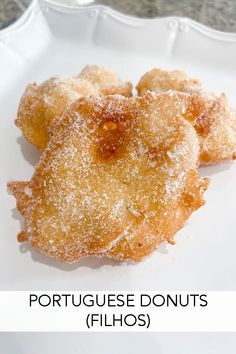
[
  {"x1": 16, "y1": 65, "x2": 132, "y2": 150},
  {"x1": 137, "y1": 68, "x2": 236, "y2": 165},
  {"x1": 8, "y1": 92, "x2": 208, "y2": 263}
]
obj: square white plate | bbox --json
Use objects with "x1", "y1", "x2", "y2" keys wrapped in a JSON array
[{"x1": 0, "y1": 0, "x2": 236, "y2": 290}]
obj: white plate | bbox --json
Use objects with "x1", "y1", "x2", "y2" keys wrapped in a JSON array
[{"x1": 0, "y1": 0, "x2": 236, "y2": 290}]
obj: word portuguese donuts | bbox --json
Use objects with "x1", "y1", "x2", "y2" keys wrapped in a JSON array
[{"x1": 8, "y1": 65, "x2": 235, "y2": 264}]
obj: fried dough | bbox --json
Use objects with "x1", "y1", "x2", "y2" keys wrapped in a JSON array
[
  {"x1": 16, "y1": 65, "x2": 132, "y2": 150},
  {"x1": 137, "y1": 68, "x2": 236, "y2": 165},
  {"x1": 8, "y1": 92, "x2": 208, "y2": 263}
]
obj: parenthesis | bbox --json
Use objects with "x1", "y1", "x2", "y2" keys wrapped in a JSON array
[
  {"x1": 86, "y1": 314, "x2": 90, "y2": 329},
  {"x1": 146, "y1": 314, "x2": 150, "y2": 329}
]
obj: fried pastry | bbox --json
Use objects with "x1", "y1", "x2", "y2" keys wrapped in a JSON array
[
  {"x1": 8, "y1": 92, "x2": 208, "y2": 263},
  {"x1": 137, "y1": 68, "x2": 236, "y2": 165},
  {"x1": 16, "y1": 65, "x2": 132, "y2": 150}
]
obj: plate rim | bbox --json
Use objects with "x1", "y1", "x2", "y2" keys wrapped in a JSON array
[{"x1": 1, "y1": 0, "x2": 236, "y2": 42}]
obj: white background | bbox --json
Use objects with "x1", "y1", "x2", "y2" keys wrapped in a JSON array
[{"x1": 1, "y1": 333, "x2": 236, "y2": 354}]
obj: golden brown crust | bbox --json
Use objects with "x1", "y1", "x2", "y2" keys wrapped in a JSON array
[
  {"x1": 16, "y1": 65, "x2": 132, "y2": 150},
  {"x1": 137, "y1": 68, "x2": 236, "y2": 165},
  {"x1": 136, "y1": 68, "x2": 201, "y2": 96},
  {"x1": 7, "y1": 181, "x2": 30, "y2": 216},
  {"x1": 9, "y1": 92, "x2": 208, "y2": 263}
]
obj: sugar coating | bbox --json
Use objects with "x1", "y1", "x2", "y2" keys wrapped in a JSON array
[
  {"x1": 16, "y1": 65, "x2": 132, "y2": 150},
  {"x1": 8, "y1": 92, "x2": 208, "y2": 263},
  {"x1": 137, "y1": 68, "x2": 236, "y2": 165}
]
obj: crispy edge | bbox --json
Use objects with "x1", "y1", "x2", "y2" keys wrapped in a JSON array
[{"x1": 7, "y1": 181, "x2": 30, "y2": 243}]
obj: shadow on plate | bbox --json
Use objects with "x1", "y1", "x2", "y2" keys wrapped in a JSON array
[
  {"x1": 156, "y1": 241, "x2": 168, "y2": 254},
  {"x1": 199, "y1": 161, "x2": 234, "y2": 177},
  {"x1": 17, "y1": 240, "x2": 168, "y2": 271},
  {"x1": 19, "y1": 242, "x2": 122, "y2": 271},
  {"x1": 17, "y1": 136, "x2": 41, "y2": 167},
  {"x1": 11, "y1": 207, "x2": 24, "y2": 230}
]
